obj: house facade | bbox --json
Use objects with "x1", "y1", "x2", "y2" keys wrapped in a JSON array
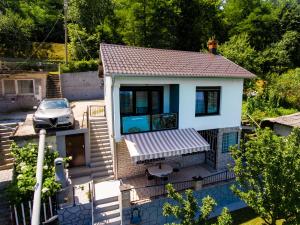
[
  {"x1": 0, "y1": 71, "x2": 48, "y2": 112},
  {"x1": 100, "y1": 44, "x2": 256, "y2": 180}
]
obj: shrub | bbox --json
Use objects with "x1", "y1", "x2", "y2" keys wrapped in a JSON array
[
  {"x1": 60, "y1": 60, "x2": 99, "y2": 73},
  {"x1": 7, "y1": 142, "x2": 61, "y2": 204}
]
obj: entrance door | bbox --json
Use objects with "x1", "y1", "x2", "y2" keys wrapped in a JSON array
[{"x1": 65, "y1": 134, "x2": 86, "y2": 167}]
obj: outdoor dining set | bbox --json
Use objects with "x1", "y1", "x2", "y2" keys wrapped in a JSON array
[{"x1": 145, "y1": 162, "x2": 177, "y2": 184}]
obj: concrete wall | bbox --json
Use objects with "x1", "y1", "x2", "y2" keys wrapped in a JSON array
[
  {"x1": 273, "y1": 123, "x2": 292, "y2": 136},
  {"x1": 116, "y1": 139, "x2": 206, "y2": 179},
  {"x1": 61, "y1": 71, "x2": 104, "y2": 101},
  {"x1": 0, "y1": 73, "x2": 47, "y2": 112},
  {"x1": 122, "y1": 182, "x2": 245, "y2": 225},
  {"x1": 108, "y1": 76, "x2": 244, "y2": 141}
]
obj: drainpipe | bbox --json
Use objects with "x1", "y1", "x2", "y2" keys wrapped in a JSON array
[{"x1": 31, "y1": 129, "x2": 46, "y2": 225}]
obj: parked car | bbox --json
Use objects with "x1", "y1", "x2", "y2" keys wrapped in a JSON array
[{"x1": 33, "y1": 98, "x2": 75, "y2": 131}]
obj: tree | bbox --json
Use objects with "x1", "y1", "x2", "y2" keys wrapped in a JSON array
[
  {"x1": 269, "y1": 69, "x2": 300, "y2": 110},
  {"x1": 0, "y1": 10, "x2": 33, "y2": 57},
  {"x1": 163, "y1": 184, "x2": 232, "y2": 225},
  {"x1": 219, "y1": 33, "x2": 260, "y2": 75},
  {"x1": 230, "y1": 128, "x2": 300, "y2": 224},
  {"x1": 7, "y1": 142, "x2": 61, "y2": 204}
]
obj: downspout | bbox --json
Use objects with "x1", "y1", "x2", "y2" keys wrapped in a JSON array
[{"x1": 31, "y1": 129, "x2": 46, "y2": 225}]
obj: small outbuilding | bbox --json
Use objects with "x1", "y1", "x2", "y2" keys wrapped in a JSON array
[{"x1": 261, "y1": 112, "x2": 300, "y2": 136}]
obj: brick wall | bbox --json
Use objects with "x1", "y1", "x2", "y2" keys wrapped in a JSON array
[
  {"x1": 216, "y1": 127, "x2": 241, "y2": 170},
  {"x1": 116, "y1": 139, "x2": 206, "y2": 179}
]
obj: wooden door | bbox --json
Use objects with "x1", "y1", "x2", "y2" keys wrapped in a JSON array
[{"x1": 65, "y1": 134, "x2": 85, "y2": 167}]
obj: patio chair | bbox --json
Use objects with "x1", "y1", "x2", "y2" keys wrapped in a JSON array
[{"x1": 145, "y1": 169, "x2": 154, "y2": 180}]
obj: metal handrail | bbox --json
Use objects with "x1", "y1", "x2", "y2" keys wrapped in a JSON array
[
  {"x1": 31, "y1": 129, "x2": 46, "y2": 225},
  {"x1": 124, "y1": 170, "x2": 235, "y2": 203}
]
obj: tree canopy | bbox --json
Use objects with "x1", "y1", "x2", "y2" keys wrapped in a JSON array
[{"x1": 230, "y1": 128, "x2": 300, "y2": 224}]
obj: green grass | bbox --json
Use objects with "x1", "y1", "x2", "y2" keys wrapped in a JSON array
[
  {"x1": 32, "y1": 42, "x2": 65, "y2": 60},
  {"x1": 209, "y1": 208, "x2": 284, "y2": 225}
]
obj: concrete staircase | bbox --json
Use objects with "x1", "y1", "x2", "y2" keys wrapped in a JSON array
[
  {"x1": 0, "y1": 123, "x2": 17, "y2": 171},
  {"x1": 46, "y1": 74, "x2": 62, "y2": 98},
  {"x1": 90, "y1": 118, "x2": 114, "y2": 181},
  {"x1": 93, "y1": 181, "x2": 121, "y2": 225}
]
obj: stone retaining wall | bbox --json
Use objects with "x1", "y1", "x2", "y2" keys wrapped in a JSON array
[{"x1": 58, "y1": 203, "x2": 92, "y2": 225}]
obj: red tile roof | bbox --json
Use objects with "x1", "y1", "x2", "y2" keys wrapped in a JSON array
[{"x1": 100, "y1": 43, "x2": 256, "y2": 78}]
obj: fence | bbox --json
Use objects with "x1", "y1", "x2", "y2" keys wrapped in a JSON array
[
  {"x1": 127, "y1": 170, "x2": 235, "y2": 203},
  {"x1": 202, "y1": 170, "x2": 235, "y2": 187},
  {"x1": 11, "y1": 197, "x2": 57, "y2": 225},
  {"x1": 130, "y1": 180, "x2": 193, "y2": 203},
  {"x1": 89, "y1": 105, "x2": 106, "y2": 117}
]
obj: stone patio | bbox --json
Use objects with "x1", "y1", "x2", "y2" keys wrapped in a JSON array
[{"x1": 121, "y1": 164, "x2": 217, "y2": 203}]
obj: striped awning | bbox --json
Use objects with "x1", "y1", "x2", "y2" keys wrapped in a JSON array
[{"x1": 124, "y1": 128, "x2": 210, "y2": 163}]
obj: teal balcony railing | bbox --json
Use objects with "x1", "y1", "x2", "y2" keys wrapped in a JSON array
[{"x1": 121, "y1": 113, "x2": 178, "y2": 134}]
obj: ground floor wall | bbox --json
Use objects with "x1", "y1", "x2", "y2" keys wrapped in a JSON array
[
  {"x1": 0, "y1": 73, "x2": 47, "y2": 113},
  {"x1": 121, "y1": 182, "x2": 246, "y2": 225},
  {"x1": 115, "y1": 126, "x2": 241, "y2": 179},
  {"x1": 116, "y1": 140, "x2": 206, "y2": 179}
]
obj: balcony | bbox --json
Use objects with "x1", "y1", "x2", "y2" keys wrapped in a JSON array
[{"x1": 121, "y1": 113, "x2": 178, "y2": 134}]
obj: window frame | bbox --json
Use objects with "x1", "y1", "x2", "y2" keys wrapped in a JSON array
[
  {"x1": 16, "y1": 79, "x2": 35, "y2": 95},
  {"x1": 222, "y1": 132, "x2": 238, "y2": 153},
  {"x1": 195, "y1": 86, "x2": 221, "y2": 117},
  {"x1": 119, "y1": 86, "x2": 164, "y2": 116},
  {"x1": 2, "y1": 79, "x2": 35, "y2": 96},
  {"x1": 2, "y1": 79, "x2": 16, "y2": 95}
]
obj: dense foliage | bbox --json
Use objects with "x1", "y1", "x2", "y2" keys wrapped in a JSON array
[
  {"x1": 7, "y1": 142, "x2": 61, "y2": 204},
  {"x1": 60, "y1": 59, "x2": 99, "y2": 73},
  {"x1": 1, "y1": 0, "x2": 299, "y2": 118},
  {"x1": 163, "y1": 184, "x2": 232, "y2": 225},
  {"x1": 230, "y1": 128, "x2": 300, "y2": 224}
]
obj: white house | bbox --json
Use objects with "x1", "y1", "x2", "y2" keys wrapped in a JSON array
[{"x1": 100, "y1": 43, "x2": 256, "y2": 180}]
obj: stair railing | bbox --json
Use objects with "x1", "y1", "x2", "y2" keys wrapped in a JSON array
[{"x1": 31, "y1": 129, "x2": 46, "y2": 225}]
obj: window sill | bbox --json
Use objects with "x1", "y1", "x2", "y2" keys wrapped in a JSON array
[{"x1": 195, "y1": 113, "x2": 220, "y2": 117}]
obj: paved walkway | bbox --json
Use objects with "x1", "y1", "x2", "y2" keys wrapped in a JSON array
[{"x1": 0, "y1": 169, "x2": 13, "y2": 190}]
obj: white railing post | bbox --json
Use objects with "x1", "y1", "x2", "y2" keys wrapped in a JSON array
[{"x1": 31, "y1": 129, "x2": 46, "y2": 225}]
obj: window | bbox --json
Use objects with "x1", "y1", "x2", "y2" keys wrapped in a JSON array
[
  {"x1": 222, "y1": 132, "x2": 238, "y2": 153},
  {"x1": 120, "y1": 91, "x2": 133, "y2": 114},
  {"x1": 17, "y1": 80, "x2": 34, "y2": 94},
  {"x1": 3, "y1": 80, "x2": 16, "y2": 94},
  {"x1": 120, "y1": 86, "x2": 163, "y2": 116},
  {"x1": 195, "y1": 87, "x2": 220, "y2": 116}
]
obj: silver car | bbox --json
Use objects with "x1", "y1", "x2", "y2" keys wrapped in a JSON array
[{"x1": 33, "y1": 98, "x2": 75, "y2": 130}]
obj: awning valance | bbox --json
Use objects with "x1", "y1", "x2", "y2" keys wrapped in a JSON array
[{"x1": 124, "y1": 128, "x2": 210, "y2": 162}]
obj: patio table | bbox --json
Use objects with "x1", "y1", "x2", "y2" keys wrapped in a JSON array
[{"x1": 148, "y1": 163, "x2": 173, "y2": 177}]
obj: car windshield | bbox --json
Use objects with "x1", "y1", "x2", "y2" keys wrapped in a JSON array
[{"x1": 39, "y1": 100, "x2": 69, "y2": 110}]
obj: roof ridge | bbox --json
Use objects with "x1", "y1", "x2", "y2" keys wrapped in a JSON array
[{"x1": 100, "y1": 43, "x2": 216, "y2": 56}]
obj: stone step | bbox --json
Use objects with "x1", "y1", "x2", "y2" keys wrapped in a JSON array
[
  {"x1": 93, "y1": 175, "x2": 115, "y2": 183},
  {"x1": 94, "y1": 196, "x2": 119, "y2": 205},
  {"x1": 91, "y1": 164, "x2": 113, "y2": 172},
  {"x1": 91, "y1": 146, "x2": 111, "y2": 152},
  {"x1": 91, "y1": 142, "x2": 110, "y2": 148},
  {"x1": 90, "y1": 124, "x2": 108, "y2": 129},
  {"x1": 94, "y1": 201, "x2": 119, "y2": 213},
  {"x1": 90, "y1": 155, "x2": 112, "y2": 163},
  {"x1": 0, "y1": 163, "x2": 13, "y2": 171},
  {"x1": 91, "y1": 151, "x2": 112, "y2": 160},
  {"x1": 90, "y1": 160, "x2": 113, "y2": 168},
  {"x1": 68, "y1": 167, "x2": 91, "y2": 178},
  {"x1": 94, "y1": 208, "x2": 120, "y2": 221},
  {"x1": 94, "y1": 216, "x2": 121, "y2": 225},
  {"x1": 90, "y1": 131, "x2": 109, "y2": 137},
  {"x1": 92, "y1": 170, "x2": 114, "y2": 180},
  {"x1": 90, "y1": 138, "x2": 110, "y2": 144},
  {"x1": 0, "y1": 158, "x2": 14, "y2": 166},
  {"x1": 91, "y1": 128, "x2": 108, "y2": 133}
]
